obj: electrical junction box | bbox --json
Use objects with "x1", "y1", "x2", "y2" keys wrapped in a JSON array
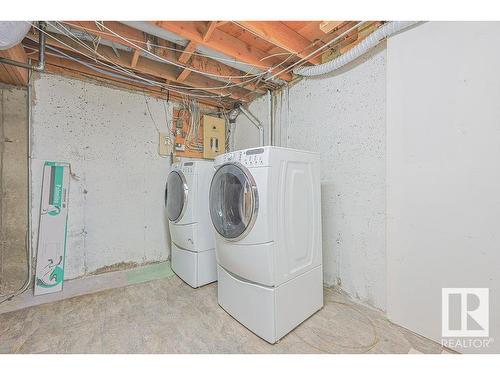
[
  {"x1": 34, "y1": 161, "x2": 70, "y2": 296},
  {"x1": 202, "y1": 115, "x2": 226, "y2": 159}
]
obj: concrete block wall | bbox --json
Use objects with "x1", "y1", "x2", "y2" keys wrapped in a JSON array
[
  {"x1": 233, "y1": 43, "x2": 387, "y2": 310},
  {"x1": 31, "y1": 73, "x2": 172, "y2": 280}
]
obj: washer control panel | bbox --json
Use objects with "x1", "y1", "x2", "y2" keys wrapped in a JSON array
[
  {"x1": 180, "y1": 161, "x2": 194, "y2": 175},
  {"x1": 216, "y1": 148, "x2": 268, "y2": 167}
]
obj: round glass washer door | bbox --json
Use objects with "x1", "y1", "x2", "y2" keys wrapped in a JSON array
[
  {"x1": 165, "y1": 170, "x2": 188, "y2": 223},
  {"x1": 209, "y1": 163, "x2": 258, "y2": 241}
]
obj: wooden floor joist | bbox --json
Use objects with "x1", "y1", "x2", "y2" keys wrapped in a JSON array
[
  {"x1": 236, "y1": 21, "x2": 322, "y2": 64},
  {"x1": 62, "y1": 21, "x2": 265, "y2": 94},
  {"x1": 154, "y1": 21, "x2": 293, "y2": 81},
  {"x1": 0, "y1": 44, "x2": 29, "y2": 86}
]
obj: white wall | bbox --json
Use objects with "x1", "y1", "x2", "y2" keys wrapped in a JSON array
[
  {"x1": 234, "y1": 44, "x2": 387, "y2": 310},
  {"x1": 386, "y1": 22, "x2": 500, "y2": 353},
  {"x1": 31, "y1": 73, "x2": 172, "y2": 279}
]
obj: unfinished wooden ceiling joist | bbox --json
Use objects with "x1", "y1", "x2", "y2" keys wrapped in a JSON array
[
  {"x1": 0, "y1": 44, "x2": 29, "y2": 85},
  {"x1": 1, "y1": 21, "x2": 384, "y2": 108}
]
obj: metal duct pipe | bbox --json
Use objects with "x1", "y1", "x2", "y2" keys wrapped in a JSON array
[
  {"x1": 236, "y1": 104, "x2": 264, "y2": 147},
  {"x1": 0, "y1": 22, "x2": 46, "y2": 72}
]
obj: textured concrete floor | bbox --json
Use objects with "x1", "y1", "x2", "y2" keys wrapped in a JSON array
[{"x1": 0, "y1": 275, "x2": 448, "y2": 354}]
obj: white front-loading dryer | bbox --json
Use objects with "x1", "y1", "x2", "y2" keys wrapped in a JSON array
[
  {"x1": 166, "y1": 159, "x2": 216, "y2": 288},
  {"x1": 209, "y1": 146, "x2": 323, "y2": 343}
]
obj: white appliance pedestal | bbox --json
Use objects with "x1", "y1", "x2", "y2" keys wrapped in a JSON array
[
  {"x1": 217, "y1": 264, "x2": 323, "y2": 344},
  {"x1": 171, "y1": 242, "x2": 217, "y2": 288}
]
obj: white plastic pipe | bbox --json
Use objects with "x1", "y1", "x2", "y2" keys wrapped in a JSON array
[{"x1": 294, "y1": 21, "x2": 418, "y2": 77}]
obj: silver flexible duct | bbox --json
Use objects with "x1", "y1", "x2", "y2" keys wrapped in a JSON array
[{"x1": 294, "y1": 21, "x2": 418, "y2": 77}]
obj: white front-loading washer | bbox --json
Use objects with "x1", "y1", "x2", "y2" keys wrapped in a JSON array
[
  {"x1": 165, "y1": 159, "x2": 216, "y2": 288},
  {"x1": 209, "y1": 146, "x2": 323, "y2": 343}
]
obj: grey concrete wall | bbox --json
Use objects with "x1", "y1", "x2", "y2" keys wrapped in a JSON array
[
  {"x1": 232, "y1": 96, "x2": 270, "y2": 150},
  {"x1": 31, "y1": 73, "x2": 172, "y2": 280},
  {"x1": 0, "y1": 85, "x2": 28, "y2": 294},
  {"x1": 233, "y1": 44, "x2": 387, "y2": 310}
]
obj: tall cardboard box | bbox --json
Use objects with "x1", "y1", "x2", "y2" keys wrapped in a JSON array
[{"x1": 34, "y1": 161, "x2": 70, "y2": 296}]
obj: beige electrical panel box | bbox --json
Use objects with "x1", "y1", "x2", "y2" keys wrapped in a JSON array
[{"x1": 202, "y1": 115, "x2": 226, "y2": 159}]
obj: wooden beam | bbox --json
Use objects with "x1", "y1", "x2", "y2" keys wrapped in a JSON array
[
  {"x1": 177, "y1": 68, "x2": 191, "y2": 82},
  {"x1": 339, "y1": 22, "x2": 382, "y2": 54},
  {"x1": 65, "y1": 21, "x2": 147, "y2": 50},
  {"x1": 0, "y1": 44, "x2": 29, "y2": 85},
  {"x1": 319, "y1": 21, "x2": 344, "y2": 34},
  {"x1": 296, "y1": 21, "x2": 352, "y2": 45},
  {"x1": 154, "y1": 21, "x2": 293, "y2": 81},
  {"x1": 63, "y1": 21, "x2": 266, "y2": 92},
  {"x1": 317, "y1": 21, "x2": 360, "y2": 45},
  {"x1": 178, "y1": 41, "x2": 197, "y2": 64},
  {"x1": 237, "y1": 21, "x2": 321, "y2": 64},
  {"x1": 319, "y1": 21, "x2": 382, "y2": 63},
  {"x1": 203, "y1": 21, "x2": 218, "y2": 42},
  {"x1": 130, "y1": 48, "x2": 141, "y2": 67},
  {"x1": 188, "y1": 54, "x2": 266, "y2": 93},
  {"x1": 178, "y1": 21, "x2": 216, "y2": 65}
]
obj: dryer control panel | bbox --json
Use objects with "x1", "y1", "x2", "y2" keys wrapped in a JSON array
[
  {"x1": 172, "y1": 161, "x2": 195, "y2": 176},
  {"x1": 181, "y1": 161, "x2": 195, "y2": 175}
]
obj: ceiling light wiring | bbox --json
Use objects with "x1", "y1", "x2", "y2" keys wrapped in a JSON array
[
  {"x1": 49, "y1": 21, "x2": 270, "y2": 93},
  {"x1": 28, "y1": 22, "x2": 231, "y2": 100},
  {"x1": 61, "y1": 21, "x2": 271, "y2": 70},
  {"x1": 93, "y1": 21, "x2": 264, "y2": 81}
]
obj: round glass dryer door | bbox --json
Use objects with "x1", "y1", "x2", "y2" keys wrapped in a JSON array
[
  {"x1": 165, "y1": 170, "x2": 188, "y2": 223},
  {"x1": 209, "y1": 163, "x2": 258, "y2": 241}
]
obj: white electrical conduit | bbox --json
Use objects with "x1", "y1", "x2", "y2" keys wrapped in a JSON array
[{"x1": 294, "y1": 21, "x2": 418, "y2": 77}]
